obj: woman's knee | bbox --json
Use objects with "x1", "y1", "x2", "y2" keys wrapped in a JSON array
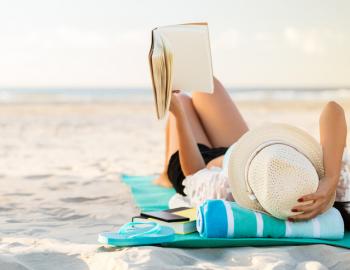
[
  {"x1": 176, "y1": 92, "x2": 194, "y2": 109},
  {"x1": 323, "y1": 101, "x2": 345, "y2": 117},
  {"x1": 172, "y1": 92, "x2": 189, "y2": 103}
]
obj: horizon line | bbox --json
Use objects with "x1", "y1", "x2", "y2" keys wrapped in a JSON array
[{"x1": 0, "y1": 85, "x2": 350, "y2": 90}]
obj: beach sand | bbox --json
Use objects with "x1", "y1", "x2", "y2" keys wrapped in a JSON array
[{"x1": 0, "y1": 100, "x2": 350, "y2": 269}]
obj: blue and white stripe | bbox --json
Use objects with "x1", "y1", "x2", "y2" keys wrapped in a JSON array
[{"x1": 197, "y1": 200, "x2": 344, "y2": 240}]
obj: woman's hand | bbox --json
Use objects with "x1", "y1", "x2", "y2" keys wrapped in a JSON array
[{"x1": 289, "y1": 176, "x2": 337, "y2": 222}]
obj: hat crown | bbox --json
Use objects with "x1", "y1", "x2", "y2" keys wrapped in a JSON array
[
  {"x1": 227, "y1": 123, "x2": 334, "y2": 219},
  {"x1": 248, "y1": 144, "x2": 319, "y2": 219}
]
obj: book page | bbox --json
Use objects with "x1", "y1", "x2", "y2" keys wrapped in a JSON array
[
  {"x1": 151, "y1": 31, "x2": 167, "y2": 119},
  {"x1": 174, "y1": 208, "x2": 197, "y2": 221},
  {"x1": 148, "y1": 31, "x2": 160, "y2": 119},
  {"x1": 162, "y1": 36, "x2": 173, "y2": 118},
  {"x1": 156, "y1": 24, "x2": 213, "y2": 93}
]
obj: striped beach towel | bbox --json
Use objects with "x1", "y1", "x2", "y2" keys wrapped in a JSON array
[{"x1": 197, "y1": 200, "x2": 344, "y2": 240}]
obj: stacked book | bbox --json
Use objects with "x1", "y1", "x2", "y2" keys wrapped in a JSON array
[{"x1": 133, "y1": 207, "x2": 197, "y2": 234}]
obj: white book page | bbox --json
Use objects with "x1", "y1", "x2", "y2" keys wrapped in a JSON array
[{"x1": 156, "y1": 25, "x2": 214, "y2": 93}]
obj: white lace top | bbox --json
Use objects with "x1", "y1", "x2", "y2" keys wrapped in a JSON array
[{"x1": 182, "y1": 146, "x2": 350, "y2": 208}]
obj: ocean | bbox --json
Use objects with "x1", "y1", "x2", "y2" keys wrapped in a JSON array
[{"x1": 0, "y1": 87, "x2": 349, "y2": 103}]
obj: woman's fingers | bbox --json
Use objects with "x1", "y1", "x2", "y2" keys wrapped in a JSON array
[
  {"x1": 292, "y1": 202, "x2": 318, "y2": 213},
  {"x1": 290, "y1": 185, "x2": 331, "y2": 222},
  {"x1": 291, "y1": 193, "x2": 318, "y2": 213},
  {"x1": 290, "y1": 200, "x2": 325, "y2": 221},
  {"x1": 290, "y1": 210, "x2": 319, "y2": 221},
  {"x1": 298, "y1": 193, "x2": 319, "y2": 203}
]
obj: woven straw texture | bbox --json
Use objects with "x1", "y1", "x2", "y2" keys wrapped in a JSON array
[{"x1": 228, "y1": 123, "x2": 335, "y2": 219}]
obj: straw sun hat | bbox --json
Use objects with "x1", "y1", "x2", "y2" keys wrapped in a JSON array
[{"x1": 227, "y1": 123, "x2": 335, "y2": 220}]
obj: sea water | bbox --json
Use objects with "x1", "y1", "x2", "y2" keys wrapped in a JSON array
[{"x1": 0, "y1": 87, "x2": 349, "y2": 103}]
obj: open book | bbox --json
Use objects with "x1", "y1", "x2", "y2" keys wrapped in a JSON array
[{"x1": 148, "y1": 22, "x2": 214, "y2": 119}]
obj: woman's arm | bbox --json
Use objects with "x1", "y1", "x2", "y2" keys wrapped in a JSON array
[
  {"x1": 170, "y1": 92, "x2": 206, "y2": 176},
  {"x1": 291, "y1": 101, "x2": 347, "y2": 221},
  {"x1": 319, "y1": 101, "x2": 347, "y2": 186}
]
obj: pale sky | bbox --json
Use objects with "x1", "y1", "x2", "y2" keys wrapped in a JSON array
[{"x1": 0, "y1": 0, "x2": 349, "y2": 88}]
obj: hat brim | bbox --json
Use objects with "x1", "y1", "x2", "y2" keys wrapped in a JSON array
[{"x1": 227, "y1": 123, "x2": 333, "y2": 215}]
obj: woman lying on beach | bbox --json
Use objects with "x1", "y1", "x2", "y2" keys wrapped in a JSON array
[{"x1": 155, "y1": 77, "x2": 349, "y2": 225}]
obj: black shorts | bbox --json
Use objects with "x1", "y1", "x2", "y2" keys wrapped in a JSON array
[{"x1": 167, "y1": 143, "x2": 228, "y2": 195}]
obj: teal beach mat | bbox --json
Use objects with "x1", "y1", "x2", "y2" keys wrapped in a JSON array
[{"x1": 121, "y1": 174, "x2": 350, "y2": 249}]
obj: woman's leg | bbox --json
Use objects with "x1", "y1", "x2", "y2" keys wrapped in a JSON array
[
  {"x1": 192, "y1": 77, "x2": 248, "y2": 148},
  {"x1": 154, "y1": 93, "x2": 211, "y2": 187},
  {"x1": 154, "y1": 118, "x2": 173, "y2": 187}
]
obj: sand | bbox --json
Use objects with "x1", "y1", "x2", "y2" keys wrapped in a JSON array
[{"x1": 0, "y1": 99, "x2": 350, "y2": 270}]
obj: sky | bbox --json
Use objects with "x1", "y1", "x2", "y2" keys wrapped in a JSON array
[{"x1": 0, "y1": 0, "x2": 349, "y2": 88}]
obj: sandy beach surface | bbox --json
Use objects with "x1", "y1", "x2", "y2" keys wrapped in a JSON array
[{"x1": 0, "y1": 99, "x2": 350, "y2": 270}]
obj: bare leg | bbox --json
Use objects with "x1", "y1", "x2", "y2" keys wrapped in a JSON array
[
  {"x1": 154, "y1": 118, "x2": 173, "y2": 188},
  {"x1": 192, "y1": 77, "x2": 248, "y2": 148},
  {"x1": 154, "y1": 93, "x2": 211, "y2": 187}
]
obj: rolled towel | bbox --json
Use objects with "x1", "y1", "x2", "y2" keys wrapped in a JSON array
[{"x1": 197, "y1": 200, "x2": 344, "y2": 240}]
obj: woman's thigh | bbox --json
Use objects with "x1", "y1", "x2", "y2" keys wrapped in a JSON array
[
  {"x1": 167, "y1": 93, "x2": 212, "y2": 162},
  {"x1": 192, "y1": 77, "x2": 248, "y2": 148}
]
